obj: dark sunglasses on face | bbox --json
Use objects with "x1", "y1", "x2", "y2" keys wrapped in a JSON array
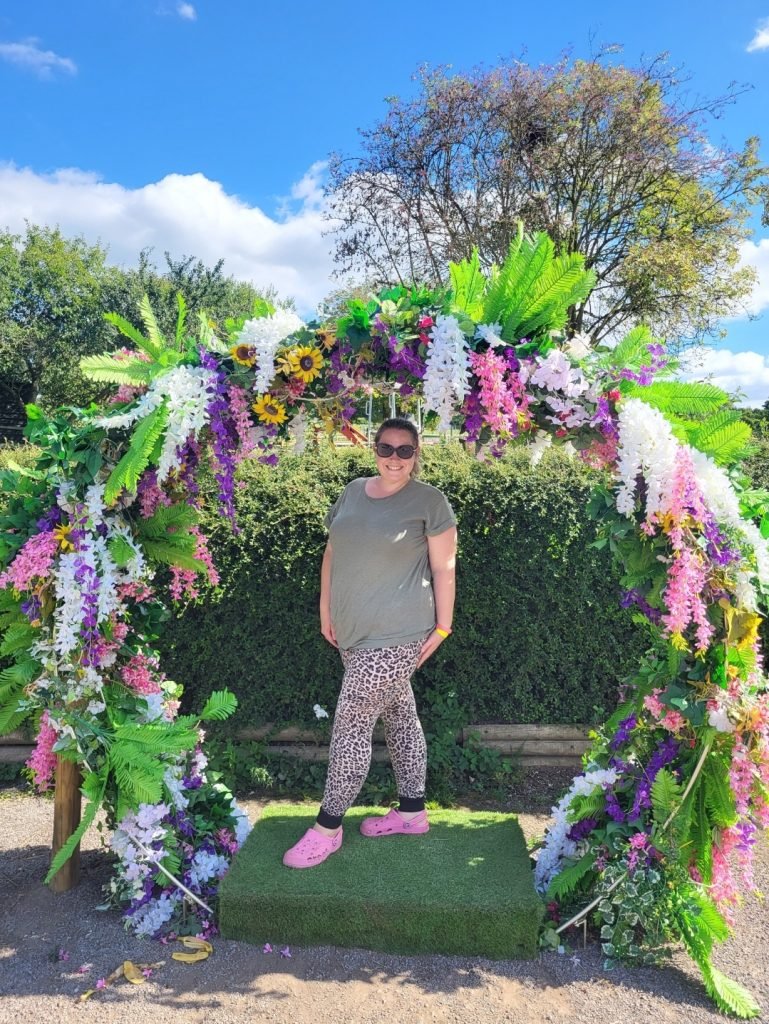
[{"x1": 374, "y1": 442, "x2": 417, "y2": 459}]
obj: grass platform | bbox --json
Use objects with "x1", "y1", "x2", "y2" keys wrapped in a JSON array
[{"x1": 219, "y1": 805, "x2": 544, "y2": 959}]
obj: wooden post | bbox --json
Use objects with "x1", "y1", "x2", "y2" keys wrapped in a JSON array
[{"x1": 50, "y1": 756, "x2": 82, "y2": 892}]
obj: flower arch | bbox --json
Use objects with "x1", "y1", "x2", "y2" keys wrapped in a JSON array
[{"x1": 1, "y1": 229, "x2": 767, "y2": 1017}]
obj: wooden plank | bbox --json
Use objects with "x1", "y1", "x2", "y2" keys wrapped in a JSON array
[
  {"x1": 0, "y1": 730, "x2": 32, "y2": 745},
  {"x1": 268, "y1": 744, "x2": 389, "y2": 763},
  {"x1": 464, "y1": 724, "x2": 590, "y2": 742},
  {"x1": 0, "y1": 745, "x2": 32, "y2": 763},
  {"x1": 517, "y1": 755, "x2": 583, "y2": 767},
  {"x1": 50, "y1": 757, "x2": 82, "y2": 893},
  {"x1": 476, "y1": 738, "x2": 591, "y2": 756}
]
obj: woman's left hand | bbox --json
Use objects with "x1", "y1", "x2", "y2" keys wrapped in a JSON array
[{"x1": 417, "y1": 629, "x2": 445, "y2": 669}]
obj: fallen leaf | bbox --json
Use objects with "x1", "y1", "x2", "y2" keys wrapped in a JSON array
[
  {"x1": 171, "y1": 950, "x2": 210, "y2": 963},
  {"x1": 78, "y1": 989, "x2": 96, "y2": 1003},
  {"x1": 123, "y1": 961, "x2": 145, "y2": 984}
]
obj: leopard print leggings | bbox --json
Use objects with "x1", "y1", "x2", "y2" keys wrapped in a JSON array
[{"x1": 321, "y1": 640, "x2": 426, "y2": 819}]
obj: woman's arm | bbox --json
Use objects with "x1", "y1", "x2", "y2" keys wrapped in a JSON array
[
  {"x1": 417, "y1": 526, "x2": 457, "y2": 668},
  {"x1": 319, "y1": 541, "x2": 338, "y2": 647}
]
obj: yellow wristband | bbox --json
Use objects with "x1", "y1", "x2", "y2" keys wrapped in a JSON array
[{"x1": 435, "y1": 626, "x2": 451, "y2": 639}]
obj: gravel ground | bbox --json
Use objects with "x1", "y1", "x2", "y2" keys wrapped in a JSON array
[{"x1": 0, "y1": 781, "x2": 767, "y2": 1024}]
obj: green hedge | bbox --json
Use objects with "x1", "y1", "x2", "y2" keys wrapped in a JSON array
[{"x1": 160, "y1": 443, "x2": 647, "y2": 730}]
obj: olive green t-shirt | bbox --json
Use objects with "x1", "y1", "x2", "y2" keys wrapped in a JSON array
[{"x1": 325, "y1": 477, "x2": 456, "y2": 651}]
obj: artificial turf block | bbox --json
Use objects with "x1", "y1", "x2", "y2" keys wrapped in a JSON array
[{"x1": 219, "y1": 805, "x2": 544, "y2": 959}]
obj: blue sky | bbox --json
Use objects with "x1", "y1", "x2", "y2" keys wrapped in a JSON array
[{"x1": 1, "y1": 1, "x2": 769, "y2": 398}]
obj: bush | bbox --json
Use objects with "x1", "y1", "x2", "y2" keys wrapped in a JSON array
[{"x1": 160, "y1": 443, "x2": 648, "y2": 732}]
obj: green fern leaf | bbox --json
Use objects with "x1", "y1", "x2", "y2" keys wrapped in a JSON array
[
  {"x1": 138, "y1": 295, "x2": 167, "y2": 359},
  {"x1": 0, "y1": 656, "x2": 41, "y2": 689},
  {"x1": 630, "y1": 382, "x2": 729, "y2": 418},
  {"x1": 449, "y1": 248, "x2": 486, "y2": 320},
  {"x1": 175, "y1": 292, "x2": 188, "y2": 346},
  {"x1": 703, "y1": 757, "x2": 738, "y2": 828},
  {"x1": 113, "y1": 758, "x2": 164, "y2": 806},
  {"x1": 499, "y1": 233, "x2": 555, "y2": 337},
  {"x1": 199, "y1": 689, "x2": 238, "y2": 721},
  {"x1": 80, "y1": 354, "x2": 158, "y2": 386},
  {"x1": 545, "y1": 851, "x2": 596, "y2": 901},
  {"x1": 0, "y1": 621, "x2": 37, "y2": 657},
  {"x1": 482, "y1": 232, "x2": 530, "y2": 325},
  {"x1": 104, "y1": 311, "x2": 161, "y2": 360},
  {"x1": 602, "y1": 326, "x2": 656, "y2": 372},
  {"x1": 690, "y1": 413, "x2": 753, "y2": 466},
  {"x1": 515, "y1": 259, "x2": 596, "y2": 340},
  {"x1": 691, "y1": 892, "x2": 730, "y2": 943},
  {"x1": 651, "y1": 767, "x2": 682, "y2": 826},
  {"x1": 0, "y1": 701, "x2": 29, "y2": 735},
  {"x1": 692, "y1": 784, "x2": 714, "y2": 883},
  {"x1": 704, "y1": 968, "x2": 761, "y2": 1019},
  {"x1": 103, "y1": 403, "x2": 169, "y2": 505},
  {"x1": 141, "y1": 539, "x2": 204, "y2": 572},
  {"x1": 137, "y1": 502, "x2": 199, "y2": 540}
]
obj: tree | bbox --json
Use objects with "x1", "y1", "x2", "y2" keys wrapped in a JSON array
[{"x1": 327, "y1": 52, "x2": 769, "y2": 348}]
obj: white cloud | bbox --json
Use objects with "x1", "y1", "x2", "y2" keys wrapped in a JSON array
[
  {"x1": 681, "y1": 346, "x2": 769, "y2": 406},
  {"x1": 0, "y1": 163, "x2": 337, "y2": 315},
  {"x1": 739, "y1": 238, "x2": 769, "y2": 315},
  {"x1": 747, "y1": 17, "x2": 769, "y2": 52},
  {"x1": 0, "y1": 38, "x2": 76, "y2": 78},
  {"x1": 176, "y1": 2, "x2": 197, "y2": 20}
]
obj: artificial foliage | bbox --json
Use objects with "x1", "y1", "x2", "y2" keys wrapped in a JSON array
[{"x1": 0, "y1": 228, "x2": 767, "y2": 1015}]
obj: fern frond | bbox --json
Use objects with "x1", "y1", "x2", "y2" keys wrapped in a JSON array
[
  {"x1": 630, "y1": 382, "x2": 729, "y2": 418},
  {"x1": 103, "y1": 403, "x2": 169, "y2": 505},
  {"x1": 514, "y1": 257, "x2": 596, "y2": 340},
  {"x1": 703, "y1": 756, "x2": 738, "y2": 828},
  {"x1": 651, "y1": 767, "x2": 682, "y2": 826},
  {"x1": 545, "y1": 852, "x2": 596, "y2": 901},
  {"x1": 498, "y1": 233, "x2": 555, "y2": 337},
  {"x1": 704, "y1": 968, "x2": 761, "y2": 1019},
  {"x1": 141, "y1": 539, "x2": 204, "y2": 572},
  {"x1": 600, "y1": 325, "x2": 655, "y2": 372},
  {"x1": 482, "y1": 233, "x2": 534, "y2": 325},
  {"x1": 0, "y1": 700, "x2": 29, "y2": 735},
  {"x1": 0, "y1": 621, "x2": 37, "y2": 657},
  {"x1": 113, "y1": 759, "x2": 164, "y2": 806},
  {"x1": 199, "y1": 689, "x2": 238, "y2": 722},
  {"x1": 104, "y1": 312, "x2": 161, "y2": 360},
  {"x1": 137, "y1": 502, "x2": 199, "y2": 540},
  {"x1": 112, "y1": 722, "x2": 200, "y2": 756},
  {"x1": 80, "y1": 354, "x2": 157, "y2": 386},
  {"x1": 175, "y1": 292, "x2": 187, "y2": 346},
  {"x1": 138, "y1": 295, "x2": 167, "y2": 360},
  {"x1": 690, "y1": 412, "x2": 753, "y2": 466},
  {"x1": 449, "y1": 248, "x2": 486, "y2": 320}
]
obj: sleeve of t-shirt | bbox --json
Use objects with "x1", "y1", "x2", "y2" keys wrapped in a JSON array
[
  {"x1": 324, "y1": 486, "x2": 347, "y2": 531},
  {"x1": 425, "y1": 490, "x2": 457, "y2": 536}
]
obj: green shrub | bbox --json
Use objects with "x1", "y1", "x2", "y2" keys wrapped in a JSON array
[{"x1": 160, "y1": 443, "x2": 648, "y2": 732}]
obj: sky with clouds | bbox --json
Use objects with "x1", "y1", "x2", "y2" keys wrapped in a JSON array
[{"x1": 1, "y1": 1, "x2": 768, "y2": 401}]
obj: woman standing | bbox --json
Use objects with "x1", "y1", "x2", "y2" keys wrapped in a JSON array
[{"x1": 283, "y1": 417, "x2": 457, "y2": 868}]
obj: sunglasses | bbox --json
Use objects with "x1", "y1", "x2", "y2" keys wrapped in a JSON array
[{"x1": 374, "y1": 442, "x2": 417, "y2": 459}]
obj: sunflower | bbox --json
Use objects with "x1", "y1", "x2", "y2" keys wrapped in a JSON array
[
  {"x1": 230, "y1": 343, "x2": 257, "y2": 367},
  {"x1": 54, "y1": 523, "x2": 75, "y2": 552},
  {"x1": 315, "y1": 329, "x2": 336, "y2": 352},
  {"x1": 252, "y1": 394, "x2": 288, "y2": 425},
  {"x1": 288, "y1": 345, "x2": 324, "y2": 382}
]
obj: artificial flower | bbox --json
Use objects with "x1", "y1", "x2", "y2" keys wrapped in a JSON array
[
  {"x1": 252, "y1": 394, "x2": 288, "y2": 426},
  {"x1": 287, "y1": 346, "x2": 324, "y2": 382},
  {"x1": 230, "y1": 343, "x2": 257, "y2": 367}
]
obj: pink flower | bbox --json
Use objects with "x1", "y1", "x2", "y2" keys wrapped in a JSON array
[
  {"x1": 27, "y1": 712, "x2": 59, "y2": 792},
  {"x1": 58, "y1": 948, "x2": 70, "y2": 962},
  {"x1": 142, "y1": 968, "x2": 153, "y2": 979},
  {"x1": 120, "y1": 652, "x2": 163, "y2": 696},
  {"x1": 659, "y1": 710, "x2": 686, "y2": 734},
  {"x1": 95, "y1": 978, "x2": 106, "y2": 990},
  {"x1": 643, "y1": 689, "x2": 664, "y2": 719},
  {"x1": 0, "y1": 530, "x2": 59, "y2": 592},
  {"x1": 280, "y1": 946, "x2": 292, "y2": 959},
  {"x1": 263, "y1": 943, "x2": 273, "y2": 954},
  {"x1": 77, "y1": 964, "x2": 92, "y2": 974}
]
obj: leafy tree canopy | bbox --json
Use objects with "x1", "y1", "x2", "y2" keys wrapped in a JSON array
[{"x1": 327, "y1": 51, "x2": 768, "y2": 349}]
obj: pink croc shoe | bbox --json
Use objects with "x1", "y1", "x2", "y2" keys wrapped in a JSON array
[
  {"x1": 283, "y1": 827, "x2": 343, "y2": 868},
  {"x1": 360, "y1": 808, "x2": 429, "y2": 837}
]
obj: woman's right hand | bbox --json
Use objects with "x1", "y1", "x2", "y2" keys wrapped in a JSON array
[{"x1": 320, "y1": 614, "x2": 338, "y2": 648}]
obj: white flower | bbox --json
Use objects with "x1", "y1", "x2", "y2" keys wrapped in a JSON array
[
  {"x1": 84, "y1": 482, "x2": 106, "y2": 528},
  {"x1": 231, "y1": 802, "x2": 252, "y2": 846},
  {"x1": 615, "y1": 399, "x2": 679, "y2": 520},
  {"x1": 529, "y1": 350, "x2": 586, "y2": 395},
  {"x1": 707, "y1": 706, "x2": 735, "y2": 733},
  {"x1": 289, "y1": 407, "x2": 310, "y2": 455},
  {"x1": 313, "y1": 703, "x2": 329, "y2": 719},
  {"x1": 237, "y1": 308, "x2": 305, "y2": 393},
  {"x1": 188, "y1": 850, "x2": 229, "y2": 887},
  {"x1": 564, "y1": 332, "x2": 592, "y2": 360},
  {"x1": 129, "y1": 892, "x2": 180, "y2": 937},
  {"x1": 423, "y1": 314, "x2": 471, "y2": 431},
  {"x1": 528, "y1": 430, "x2": 553, "y2": 466},
  {"x1": 163, "y1": 766, "x2": 189, "y2": 810},
  {"x1": 475, "y1": 323, "x2": 504, "y2": 348},
  {"x1": 534, "y1": 767, "x2": 618, "y2": 891}
]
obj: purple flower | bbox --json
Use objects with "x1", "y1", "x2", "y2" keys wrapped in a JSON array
[
  {"x1": 567, "y1": 817, "x2": 598, "y2": 842},
  {"x1": 610, "y1": 714, "x2": 637, "y2": 751}
]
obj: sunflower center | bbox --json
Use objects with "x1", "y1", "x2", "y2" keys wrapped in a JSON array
[
  {"x1": 236, "y1": 346, "x2": 252, "y2": 360},
  {"x1": 265, "y1": 404, "x2": 278, "y2": 416},
  {"x1": 300, "y1": 355, "x2": 315, "y2": 371}
]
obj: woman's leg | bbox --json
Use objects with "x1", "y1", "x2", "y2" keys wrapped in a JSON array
[
  {"x1": 318, "y1": 647, "x2": 389, "y2": 827},
  {"x1": 380, "y1": 640, "x2": 427, "y2": 811}
]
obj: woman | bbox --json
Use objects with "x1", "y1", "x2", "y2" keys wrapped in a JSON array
[{"x1": 283, "y1": 417, "x2": 457, "y2": 868}]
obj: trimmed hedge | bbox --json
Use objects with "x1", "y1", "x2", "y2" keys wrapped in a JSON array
[{"x1": 161, "y1": 443, "x2": 647, "y2": 730}]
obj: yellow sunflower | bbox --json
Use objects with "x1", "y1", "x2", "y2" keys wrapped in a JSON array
[
  {"x1": 288, "y1": 345, "x2": 324, "y2": 382},
  {"x1": 54, "y1": 523, "x2": 75, "y2": 552},
  {"x1": 315, "y1": 329, "x2": 336, "y2": 352},
  {"x1": 230, "y1": 343, "x2": 257, "y2": 367},
  {"x1": 252, "y1": 394, "x2": 288, "y2": 425}
]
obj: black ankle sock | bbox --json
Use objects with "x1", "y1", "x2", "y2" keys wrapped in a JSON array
[
  {"x1": 316, "y1": 807, "x2": 343, "y2": 829},
  {"x1": 398, "y1": 795, "x2": 426, "y2": 813}
]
